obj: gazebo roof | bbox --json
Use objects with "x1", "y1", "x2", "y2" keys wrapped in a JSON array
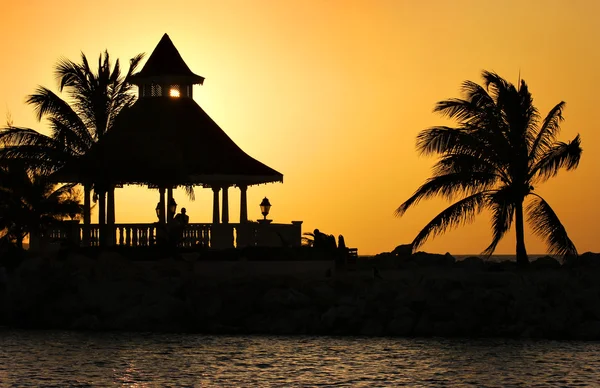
[
  {"x1": 129, "y1": 33, "x2": 205, "y2": 85},
  {"x1": 52, "y1": 34, "x2": 283, "y2": 187},
  {"x1": 54, "y1": 97, "x2": 283, "y2": 186}
]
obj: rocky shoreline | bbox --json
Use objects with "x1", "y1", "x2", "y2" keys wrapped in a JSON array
[{"x1": 2, "y1": 250, "x2": 600, "y2": 340}]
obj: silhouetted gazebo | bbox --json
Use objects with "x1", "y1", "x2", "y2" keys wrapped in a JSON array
[{"x1": 53, "y1": 33, "x2": 288, "y2": 247}]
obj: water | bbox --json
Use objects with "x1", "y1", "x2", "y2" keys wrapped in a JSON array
[{"x1": 1, "y1": 331, "x2": 598, "y2": 387}]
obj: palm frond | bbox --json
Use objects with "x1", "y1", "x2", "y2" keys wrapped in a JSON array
[
  {"x1": 183, "y1": 185, "x2": 195, "y2": 201},
  {"x1": 0, "y1": 126, "x2": 54, "y2": 147},
  {"x1": 482, "y1": 188, "x2": 515, "y2": 256},
  {"x1": 530, "y1": 134, "x2": 582, "y2": 183},
  {"x1": 529, "y1": 101, "x2": 565, "y2": 162},
  {"x1": 47, "y1": 118, "x2": 92, "y2": 154},
  {"x1": 526, "y1": 194, "x2": 577, "y2": 257},
  {"x1": 26, "y1": 87, "x2": 82, "y2": 127},
  {"x1": 395, "y1": 172, "x2": 496, "y2": 217},
  {"x1": 481, "y1": 70, "x2": 512, "y2": 103},
  {"x1": 432, "y1": 153, "x2": 508, "y2": 183},
  {"x1": 411, "y1": 192, "x2": 489, "y2": 249},
  {"x1": 417, "y1": 126, "x2": 475, "y2": 156}
]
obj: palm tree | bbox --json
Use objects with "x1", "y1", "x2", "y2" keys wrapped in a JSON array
[
  {"x1": 0, "y1": 51, "x2": 144, "y2": 238},
  {"x1": 395, "y1": 71, "x2": 582, "y2": 265},
  {"x1": 1, "y1": 51, "x2": 143, "y2": 169},
  {"x1": 0, "y1": 161, "x2": 83, "y2": 250}
]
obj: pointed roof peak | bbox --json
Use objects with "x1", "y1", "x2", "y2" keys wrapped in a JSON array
[{"x1": 131, "y1": 33, "x2": 204, "y2": 85}]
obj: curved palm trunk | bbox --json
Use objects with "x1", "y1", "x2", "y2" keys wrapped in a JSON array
[{"x1": 515, "y1": 200, "x2": 529, "y2": 266}]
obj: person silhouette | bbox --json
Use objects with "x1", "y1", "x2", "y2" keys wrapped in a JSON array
[
  {"x1": 174, "y1": 208, "x2": 189, "y2": 226},
  {"x1": 171, "y1": 208, "x2": 190, "y2": 247}
]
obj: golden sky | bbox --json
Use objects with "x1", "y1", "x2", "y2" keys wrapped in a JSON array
[{"x1": 1, "y1": 0, "x2": 599, "y2": 255}]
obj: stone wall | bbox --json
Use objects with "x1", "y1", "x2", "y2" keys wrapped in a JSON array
[{"x1": 2, "y1": 251, "x2": 600, "y2": 340}]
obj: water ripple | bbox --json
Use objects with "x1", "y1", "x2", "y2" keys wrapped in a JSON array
[{"x1": 1, "y1": 331, "x2": 600, "y2": 386}]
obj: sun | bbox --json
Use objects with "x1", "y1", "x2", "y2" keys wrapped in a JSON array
[{"x1": 169, "y1": 88, "x2": 180, "y2": 97}]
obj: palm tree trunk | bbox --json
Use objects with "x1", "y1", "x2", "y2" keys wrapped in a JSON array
[{"x1": 515, "y1": 200, "x2": 529, "y2": 266}]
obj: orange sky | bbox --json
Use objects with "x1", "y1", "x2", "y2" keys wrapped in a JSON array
[{"x1": 1, "y1": 0, "x2": 599, "y2": 255}]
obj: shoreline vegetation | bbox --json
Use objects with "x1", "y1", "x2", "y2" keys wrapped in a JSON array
[{"x1": 2, "y1": 248, "x2": 600, "y2": 340}]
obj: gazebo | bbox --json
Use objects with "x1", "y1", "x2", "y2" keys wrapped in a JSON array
[{"x1": 51, "y1": 33, "x2": 301, "y2": 249}]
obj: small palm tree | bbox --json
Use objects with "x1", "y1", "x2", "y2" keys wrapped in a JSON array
[
  {"x1": 0, "y1": 161, "x2": 83, "y2": 249},
  {"x1": 0, "y1": 51, "x2": 143, "y2": 241},
  {"x1": 396, "y1": 71, "x2": 582, "y2": 265}
]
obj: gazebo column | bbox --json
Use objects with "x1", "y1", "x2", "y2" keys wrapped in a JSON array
[
  {"x1": 155, "y1": 187, "x2": 166, "y2": 245},
  {"x1": 98, "y1": 188, "x2": 106, "y2": 247},
  {"x1": 158, "y1": 187, "x2": 166, "y2": 224},
  {"x1": 222, "y1": 185, "x2": 229, "y2": 224},
  {"x1": 83, "y1": 184, "x2": 91, "y2": 246},
  {"x1": 167, "y1": 187, "x2": 174, "y2": 223},
  {"x1": 107, "y1": 185, "x2": 116, "y2": 246},
  {"x1": 239, "y1": 184, "x2": 248, "y2": 223},
  {"x1": 212, "y1": 186, "x2": 220, "y2": 224}
]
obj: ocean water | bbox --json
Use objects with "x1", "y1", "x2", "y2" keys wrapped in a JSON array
[
  {"x1": 0, "y1": 331, "x2": 598, "y2": 387},
  {"x1": 361, "y1": 254, "x2": 557, "y2": 262}
]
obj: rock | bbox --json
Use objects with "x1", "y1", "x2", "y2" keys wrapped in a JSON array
[
  {"x1": 261, "y1": 288, "x2": 310, "y2": 309},
  {"x1": 71, "y1": 314, "x2": 100, "y2": 330},
  {"x1": 574, "y1": 289, "x2": 600, "y2": 321},
  {"x1": 269, "y1": 314, "x2": 301, "y2": 335},
  {"x1": 243, "y1": 313, "x2": 271, "y2": 333},
  {"x1": 290, "y1": 308, "x2": 320, "y2": 334},
  {"x1": 411, "y1": 252, "x2": 455, "y2": 267},
  {"x1": 487, "y1": 260, "x2": 518, "y2": 272},
  {"x1": 456, "y1": 256, "x2": 485, "y2": 271},
  {"x1": 391, "y1": 244, "x2": 413, "y2": 258},
  {"x1": 387, "y1": 316, "x2": 415, "y2": 336},
  {"x1": 308, "y1": 283, "x2": 337, "y2": 307},
  {"x1": 14, "y1": 256, "x2": 46, "y2": 280},
  {"x1": 413, "y1": 315, "x2": 434, "y2": 336},
  {"x1": 361, "y1": 319, "x2": 384, "y2": 336},
  {"x1": 433, "y1": 321, "x2": 460, "y2": 337},
  {"x1": 373, "y1": 253, "x2": 400, "y2": 269},
  {"x1": 531, "y1": 256, "x2": 561, "y2": 269},
  {"x1": 453, "y1": 310, "x2": 481, "y2": 334},
  {"x1": 320, "y1": 304, "x2": 360, "y2": 331},
  {"x1": 570, "y1": 320, "x2": 600, "y2": 340},
  {"x1": 575, "y1": 252, "x2": 600, "y2": 268}
]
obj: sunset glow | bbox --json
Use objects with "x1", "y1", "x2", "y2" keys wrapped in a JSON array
[{"x1": 1, "y1": 0, "x2": 599, "y2": 255}]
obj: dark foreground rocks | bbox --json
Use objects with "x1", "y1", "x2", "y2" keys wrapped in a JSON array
[{"x1": 2, "y1": 251, "x2": 600, "y2": 340}]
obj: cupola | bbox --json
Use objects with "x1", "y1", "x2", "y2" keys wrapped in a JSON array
[{"x1": 129, "y1": 33, "x2": 204, "y2": 99}]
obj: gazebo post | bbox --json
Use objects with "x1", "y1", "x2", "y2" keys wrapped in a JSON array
[
  {"x1": 222, "y1": 185, "x2": 229, "y2": 224},
  {"x1": 158, "y1": 187, "x2": 166, "y2": 224},
  {"x1": 83, "y1": 183, "x2": 91, "y2": 246},
  {"x1": 212, "y1": 186, "x2": 220, "y2": 224},
  {"x1": 167, "y1": 187, "x2": 174, "y2": 223},
  {"x1": 107, "y1": 185, "x2": 115, "y2": 246},
  {"x1": 98, "y1": 188, "x2": 106, "y2": 246},
  {"x1": 239, "y1": 184, "x2": 248, "y2": 223}
]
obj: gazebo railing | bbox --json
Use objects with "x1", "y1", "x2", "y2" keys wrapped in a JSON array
[
  {"x1": 41, "y1": 221, "x2": 303, "y2": 250},
  {"x1": 86, "y1": 223, "x2": 212, "y2": 248}
]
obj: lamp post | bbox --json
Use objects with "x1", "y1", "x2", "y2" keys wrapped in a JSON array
[{"x1": 259, "y1": 197, "x2": 271, "y2": 220}]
